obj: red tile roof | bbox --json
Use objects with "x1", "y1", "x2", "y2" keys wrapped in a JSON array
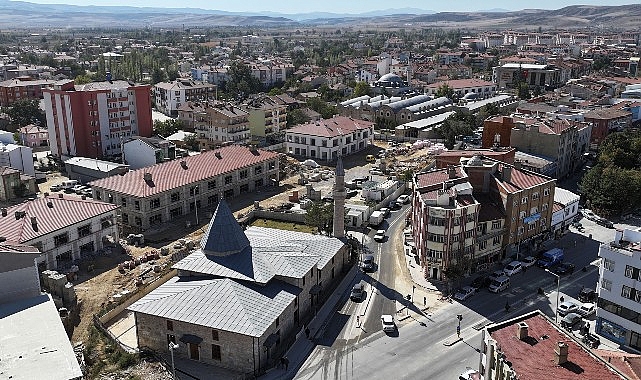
[
  {"x1": 287, "y1": 116, "x2": 373, "y2": 138},
  {"x1": 89, "y1": 145, "x2": 279, "y2": 198},
  {"x1": 491, "y1": 314, "x2": 625, "y2": 380},
  {"x1": 497, "y1": 163, "x2": 554, "y2": 192},
  {"x1": 0, "y1": 196, "x2": 118, "y2": 243},
  {"x1": 416, "y1": 167, "x2": 466, "y2": 188},
  {"x1": 553, "y1": 202, "x2": 564, "y2": 213}
]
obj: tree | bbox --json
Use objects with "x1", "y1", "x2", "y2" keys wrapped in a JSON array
[
  {"x1": 225, "y1": 61, "x2": 262, "y2": 99},
  {"x1": 435, "y1": 84, "x2": 454, "y2": 99},
  {"x1": 304, "y1": 201, "x2": 334, "y2": 234},
  {"x1": 435, "y1": 111, "x2": 476, "y2": 149},
  {"x1": 517, "y1": 83, "x2": 531, "y2": 100},
  {"x1": 6, "y1": 99, "x2": 45, "y2": 128},
  {"x1": 184, "y1": 134, "x2": 200, "y2": 151},
  {"x1": 307, "y1": 98, "x2": 336, "y2": 119},
  {"x1": 153, "y1": 119, "x2": 184, "y2": 137},
  {"x1": 353, "y1": 81, "x2": 372, "y2": 97},
  {"x1": 286, "y1": 108, "x2": 310, "y2": 128}
]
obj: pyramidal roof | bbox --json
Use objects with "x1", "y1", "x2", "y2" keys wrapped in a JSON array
[{"x1": 200, "y1": 200, "x2": 251, "y2": 256}]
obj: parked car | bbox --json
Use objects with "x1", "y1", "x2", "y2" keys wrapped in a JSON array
[
  {"x1": 73, "y1": 185, "x2": 90, "y2": 194},
  {"x1": 471, "y1": 275, "x2": 490, "y2": 290},
  {"x1": 488, "y1": 275, "x2": 510, "y2": 293},
  {"x1": 454, "y1": 286, "x2": 476, "y2": 301},
  {"x1": 398, "y1": 194, "x2": 410, "y2": 204},
  {"x1": 350, "y1": 282, "x2": 365, "y2": 302},
  {"x1": 489, "y1": 269, "x2": 506, "y2": 282},
  {"x1": 582, "y1": 209, "x2": 597, "y2": 221},
  {"x1": 521, "y1": 256, "x2": 536, "y2": 267},
  {"x1": 361, "y1": 255, "x2": 376, "y2": 272},
  {"x1": 503, "y1": 261, "x2": 523, "y2": 276},
  {"x1": 558, "y1": 301, "x2": 579, "y2": 316},
  {"x1": 561, "y1": 312, "x2": 583, "y2": 329},
  {"x1": 459, "y1": 368, "x2": 483, "y2": 380},
  {"x1": 381, "y1": 314, "x2": 396, "y2": 332},
  {"x1": 389, "y1": 201, "x2": 401, "y2": 210},
  {"x1": 578, "y1": 288, "x2": 597, "y2": 303},
  {"x1": 346, "y1": 189, "x2": 359, "y2": 198},
  {"x1": 366, "y1": 154, "x2": 376, "y2": 163},
  {"x1": 369, "y1": 169, "x2": 384, "y2": 176},
  {"x1": 373, "y1": 230, "x2": 386, "y2": 242},
  {"x1": 552, "y1": 262, "x2": 575, "y2": 275},
  {"x1": 379, "y1": 207, "x2": 390, "y2": 218},
  {"x1": 49, "y1": 184, "x2": 62, "y2": 192},
  {"x1": 80, "y1": 189, "x2": 93, "y2": 197},
  {"x1": 577, "y1": 302, "x2": 596, "y2": 317}
]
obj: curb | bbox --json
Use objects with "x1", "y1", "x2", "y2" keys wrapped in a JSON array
[{"x1": 443, "y1": 337, "x2": 462, "y2": 346}]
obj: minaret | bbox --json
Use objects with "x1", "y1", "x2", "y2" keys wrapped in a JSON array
[{"x1": 333, "y1": 156, "x2": 346, "y2": 238}]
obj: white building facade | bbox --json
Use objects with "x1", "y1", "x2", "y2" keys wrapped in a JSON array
[{"x1": 0, "y1": 142, "x2": 34, "y2": 176}]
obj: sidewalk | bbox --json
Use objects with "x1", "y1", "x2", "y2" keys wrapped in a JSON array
[{"x1": 258, "y1": 265, "x2": 360, "y2": 380}]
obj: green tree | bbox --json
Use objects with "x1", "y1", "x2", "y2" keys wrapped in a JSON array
[
  {"x1": 435, "y1": 84, "x2": 454, "y2": 99},
  {"x1": 286, "y1": 108, "x2": 310, "y2": 128},
  {"x1": 435, "y1": 111, "x2": 476, "y2": 149},
  {"x1": 353, "y1": 81, "x2": 372, "y2": 97},
  {"x1": 184, "y1": 134, "x2": 200, "y2": 151},
  {"x1": 307, "y1": 98, "x2": 336, "y2": 119},
  {"x1": 517, "y1": 83, "x2": 531, "y2": 100},
  {"x1": 304, "y1": 201, "x2": 334, "y2": 234},
  {"x1": 74, "y1": 74, "x2": 93, "y2": 85},
  {"x1": 580, "y1": 164, "x2": 641, "y2": 215},
  {"x1": 6, "y1": 99, "x2": 45, "y2": 128},
  {"x1": 225, "y1": 61, "x2": 263, "y2": 99},
  {"x1": 153, "y1": 119, "x2": 184, "y2": 137}
]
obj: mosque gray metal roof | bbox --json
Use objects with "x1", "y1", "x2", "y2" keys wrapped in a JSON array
[
  {"x1": 200, "y1": 200, "x2": 251, "y2": 256},
  {"x1": 127, "y1": 277, "x2": 299, "y2": 337},
  {"x1": 405, "y1": 96, "x2": 452, "y2": 113},
  {"x1": 384, "y1": 94, "x2": 432, "y2": 112}
]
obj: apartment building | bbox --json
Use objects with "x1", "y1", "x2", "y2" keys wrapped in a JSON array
[
  {"x1": 597, "y1": 228, "x2": 641, "y2": 351},
  {"x1": 244, "y1": 96, "x2": 288, "y2": 142},
  {"x1": 584, "y1": 108, "x2": 632, "y2": 146},
  {"x1": 0, "y1": 166, "x2": 36, "y2": 201},
  {"x1": 493, "y1": 63, "x2": 562, "y2": 89},
  {"x1": 249, "y1": 61, "x2": 294, "y2": 88},
  {"x1": 0, "y1": 195, "x2": 119, "y2": 271},
  {"x1": 480, "y1": 311, "x2": 627, "y2": 380},
  {"x1": 194, "y1": 103, "x2": 251, "y2": 150},
  {"x1": 43, "y1": 80, "x2": 153, "y2": 160},
  {"x1": 17, "y1": 124, "x2": 48, "y2": 148},
  {"x1": 285, "y1": 116, "x2": 374, "y2": 162},
  {"x1": 423, "y1": 79, "x2": 496, "y2": 98},
  {"x1": 0, "y1": 142, "x2": 34, "y2": 176},
  {"x1": 88, "y1": 145, "x2": 279, "y2": 231},
  {"x1": 154, "y1": 79, "x2": 217, "y2": 117},
  {"x1": 0, "y1": 77, "x2": 55, "y2": 106}
]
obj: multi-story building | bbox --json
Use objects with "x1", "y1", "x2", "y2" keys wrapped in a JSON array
[
  {"x1": 17, "y1": 124, "x2": 49, "y2": 148},
  {"x1": 550, "y1": 187, "x2": 580, "y2": 238},
  {"x1": 0, "y1": 142, "x2": 34, "y2": 176},
  {"x1": 0, "y1": 195, "x2": 119, "y2": 271},
  {"x1": 424, "y1": 79, "x2": 496, "y2": 98},
  {"x1": 412, "y1": 155, "x2": 556, "y2": 279},
  {"x1": 43, "y1": 80, "x2": 153, "y2": 160},
  {"x1": 249, "y1": 61, "x2": 294, "y2": 88},
  {"x1": 0, "y1": 77, "x2": 55, "y2": 106},
  {"x1": 0, "y1": 166, "x2": 36, "y2": 201},
  {"x1": 194, "y1": 103, "x2": 251, "y2": 150},
  {"x1": 493, "y1": 63, "x2": 562, "y2": 90},
  {"x1": 89, "y1": 145, "x2": 279, "y2": 231},
  {"x1": 285, "y1": 116, "x2": 374, "y2": 162},
  {"x1": 584, "y1": 108, "x2": 632, "y2": 146},
  {"x1": 480, "y1": 310, "x2": 627, "y2": 380},
  {"x1": 122, "y1": 136, "x2": 176, "y2": 170},
  {"x1": 153, "y1": 79, "x2": 217, "y2": 117},
  {"x1": 597, "y1": 228, "x2": 641, "y2": 351},
  {"x1": 244, "y1": 96, "x2": 287, "y2": 143}
]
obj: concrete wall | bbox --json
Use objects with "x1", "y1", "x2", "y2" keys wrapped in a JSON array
[
  {"x1": 123, "y1": 139, "x2": 156, "y2": 170},
  {"x1": 0, "y1": 262, "x2": 41, "y2": 304}
]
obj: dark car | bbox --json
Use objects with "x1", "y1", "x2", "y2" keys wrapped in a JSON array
[
  {"x1": 346, "y1": 190, "x2": 358, "y2": 198},
  {"x1": 578, "y1": 288, "x2": 596, "y2": 303},
  {"x1": 561, "y1": 313, "x2": 583, "y2": 329},
  {"x1": 552, "y1": 262, "x2": 575, "y2": 275},
  {"x1": 596, "y1": 218, "x2": 614, "y2": 229},
  {"x1": 389, "y1": 201, "x2": 401, "y2": 210},
  {"x1": 361, "y1": 254, "x2": 376, "y2": 272},
  {"x1": 471, "y1": 275, "x2": 490, "y2": 290},
  {"x1": 350, "y1": 282, "x2": 365, "y2": 302}
]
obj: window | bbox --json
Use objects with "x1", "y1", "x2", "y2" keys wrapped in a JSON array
[
  {"x1": 240, "y1": 169, "x2": 248, "y2": 179},
  {"x1": 518, "y1": 226, "x2": 524, "y2": 235},
  {"x1": 225, "y1": 175, "x2": 233, "y2": 185},
  {"x1": 269, "y1": 161, "x2": 276, "y2": 170},
  {"x1": 208, "y1": 180, "x2": 216, "y2": 190},
  {"x1": 492, "y1": 220, "x2": 501, "y2": 229},
  {"x1": 254, "y1": 165, "x2": 263, "y2": 175},
  {"x1": 189, "y1": 186, "x2": 200, "y2": 196},
  {"x1": 134, "y1": 200, "x2": 140, "y2": 210},
  {"x1": 430, "y1": 218, "x2": 445, "y2": 226},
  {"x1": 466, "y1": 214, "x2": 475, "y2": 223},
  {"x1": 601, "y1": 278, "x2": 612, "y2": 291},
  {"x1": 276, "y1": 317, "x2": 280, "y2": 327},
  {"x1": 167, "y1": 334, "x2": 176, "y2": 345},
  {"x1": 212, "y1": 329, "x2": 219, "y2": 341},
  {"x1": 522, "y1": 196, "x2": 528, "y2": 204},
  {"x1": 122, "y1": 213, "x2": 129, "y2": 224},
  {"x1": 478, "y1": 241, "x2": 487, "y2": 250},
  {"x1": 519, "y1": 211, "x2": 526, "y2": 219},
  {"x1": 493, "y1": 236, "x2": 501, "y2": 246},
  {"x1": 625, "y1": 265, "x2": 640, "y2": 280},
  {"x1": 171, "y1": 192, "x2": 180, "y2": 202},
  {"x1": 532, "y1": 192, "x2": 539, "y2": 200},
  {"x1": 135, "y1": 217, "x2": 142, "y2": 226},
  {"x1": 465, "y1": 230, "x2": 474, "y2": 238},
  {"x1": 622, "y1": 285, "x2": 632, "y2": 299},
  {"x1": 542, "y1": 203, "x2": 548, "y2": 211},
  {"x1": 604, "y1": 258, "x2": 615, "y2": 272},
  {"x1": 543, "y1": 188, "x2": 550, "y2": 196},
  {"x1": 77, "y1": 224, "x2": 92, "y2": 238},
  {"x1": 211, "y1": 344, "x2": 221, "y2": 361},
  {"x1": 167, "y1": 320, "x2": 173, "y2": 331},
  {"x1": 150, "y1": 198, "x2": 160, "y2": 209},
  {"x1": 530, "y1": 207, "x2": 538, "y2": 215},
  {"x1": 121, "y1": 197, "x2": 127, "y2": 207},
  {"x1": 54, "y1": 232, "x2": 69, "y2": 247}
]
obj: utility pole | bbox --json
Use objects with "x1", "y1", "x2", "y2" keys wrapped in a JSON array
[
  {"x1": 457, "y1": 314, "x2": 462, "y2": 338},
  {"x1": 169, "y1": 342, "x2": 179, "y2": 379}
]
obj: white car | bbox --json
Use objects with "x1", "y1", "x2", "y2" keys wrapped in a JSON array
[
  {"x1": 577, "y1": 302, "x2": 596, "y2": 317},
  {"x1": 521, "y1": 256, "x2": 536, "y2": 267},
  {"x1": 398, "y1": 194, "x2": 410, "y2": 204},
  {"x1": 373, "y1": 230, "x2": 386, "y2": 242},
  {"x1": 503, "y1": 261, "x2": 523, "y2": 276},
  {"x1": 381, "y1": 314, "x2": 396, "y2": 332},
  {"x1": 558, "y1": 301, "x2": 579, "y2": 316},
  {"x1": 459, "y1": 367, "x2": 483, "y2": 380},
  {"x1": 582, "y1": 209, "x2": 598, "y2": 221},
  {"x1": 454, "y1": 286, "x2": 476, "y2": 301}
]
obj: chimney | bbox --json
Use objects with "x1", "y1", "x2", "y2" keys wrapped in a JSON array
[
  {"x1": 517, "y1": 322, "x2": 528, "y2": 340},
  {"x1": 502, "y1": 166, "x2": 512, "y2": 183},
  {"x1": 447, "y1": 165, "x2": 457, "y2": 179},
  {"x1": 44, "y1": 192, "x2": 49, "y2": 196},
  {"x1": 30, "y1": 216, "x2": 37, "y2": 225},
  {"x1": 58, "y1": 193, "x2": 63, "y2": 198},
  {"x1": 180, "y1": 160, "x2": 188, "y2": 169},
  {"x1": 1, "y1": 208, "x2": 6, "y2": 217},
  {"x1": 514, "y1": 161, "x2": 522, "y2": 170},
  {"x1": 144, "y1": 172, "x2": 152, "y2": 182},
  {"x1": 14, "y1": 211, "x2": 21, "y2": 220},
  {"x1": 554, "y1": 342, "x2": 569, "y2": 365},
  {"x1": 46, "y1": 201, "x2": 53, "y2": 208},
  {"x1": 215, "y1": 151, "x2": 222, "y2": 159}
]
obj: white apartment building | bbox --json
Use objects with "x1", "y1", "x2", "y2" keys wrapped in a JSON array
[
  {"x1": 597, "y1": 228, "x2": 641, "y2": 351},
  {"x1": 122, "y1": 136, "x2": 176, "y2": 170},
  {"x1": 194, "y1": 103, "x2": 251, "y2": 149},
  {"x1": 154, "y1": 79, "x2": 217, "y2": 117},
  {"x1": 0, "y1": 142, "x2": 34, "y2": 176},
  {"x1": 0, "y1": 195, "x2": 119, "y2": 271},
  {"x1": 285, "y1": 116, "x2": 374, "y2": 162}
]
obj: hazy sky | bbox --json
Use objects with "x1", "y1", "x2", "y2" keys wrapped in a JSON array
[{"x1": 19, "y1": 0, "x2": 641, "y2": 13}]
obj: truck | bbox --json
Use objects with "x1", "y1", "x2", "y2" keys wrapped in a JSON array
[
  {"x1": 536, "y1": 248, "x2": 564, "y2": 269},
  {"x1": 369, "y1": 211, "x2": 385, "y2": 226}
]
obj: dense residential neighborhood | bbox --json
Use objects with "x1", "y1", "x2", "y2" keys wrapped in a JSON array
[{"x1": 3, "y1": 2, "x2": 641, "y2": 379}]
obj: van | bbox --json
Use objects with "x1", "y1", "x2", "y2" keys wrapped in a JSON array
[
  {"x1": 488, "y1": 275, "x2": 510, "y2": 293},
  {"x1": 60, "y1": 180, "x2": 79, "y2": 191},
  {"x1": 536, "y1": 248, "x2": 564, "y2": 269}
]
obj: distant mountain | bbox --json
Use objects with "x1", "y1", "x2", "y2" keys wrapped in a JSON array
[{"x1": 0, "y1": 2, "x2": 638, "y2": 29}]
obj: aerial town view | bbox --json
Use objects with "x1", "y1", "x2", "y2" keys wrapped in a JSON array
[{"x1": 3, "y1": 0, "x2": 641, "y2": 379}]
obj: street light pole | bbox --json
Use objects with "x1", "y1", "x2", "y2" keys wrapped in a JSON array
[
  {"x1": 169, "y1": 342, "x2": 179, "y2": 379},
  {"x1": 194, "y1": 185, "x2": 199, "y2": 225},
  {"x1": 545, "y1": 269, "x2": 560, "y2": 323}
]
